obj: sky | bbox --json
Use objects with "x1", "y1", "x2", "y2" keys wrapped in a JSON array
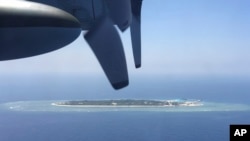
[{"x1": 0, "y1": 0, "x2": 250, "y2": 78}]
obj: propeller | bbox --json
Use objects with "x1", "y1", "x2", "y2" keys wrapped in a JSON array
[
  {"x1": 0, "y1": 0, "x2": 143, "y2": 90},
  {"x1": 84, "y1": 0, "x2": 142, "y2": 89},
  {"x1": 84, "y1": 17, "x2": 129, "y2": 89},
  {"x1": 104, "y1": 0, "x2": 132, "y2": 31},
  {"x1": 0, "y1": 1, "x2": 81, "y2": 60},
  {"x1": 130, "y1": 0, "x2": 143, "y2": 68}
]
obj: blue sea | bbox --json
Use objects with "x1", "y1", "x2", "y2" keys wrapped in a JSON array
[{"x1": 0, "y1": 74, "x2": 250, "y2": 141}]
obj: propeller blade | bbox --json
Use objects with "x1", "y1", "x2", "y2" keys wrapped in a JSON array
[
  {"x1": 0, "y1": 1, "x2": 81, "y2": 60},
  {"x1": 130, "y1": 0, "x2": 143, "y2": 68},
  {"x1": 84, "y1": 17, "x2": 129, "y2": 89},
  {"x1": 105, "y1": 0, "x2": 132, "y2": 31}
]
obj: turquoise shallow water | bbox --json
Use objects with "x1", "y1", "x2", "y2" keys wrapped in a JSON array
[{"x1": 1, "y1": 100, "x2": 250, "y2": 112}]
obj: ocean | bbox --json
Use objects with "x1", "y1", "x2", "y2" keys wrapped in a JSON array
[
  {"x1": 0, "y1": 75, "x2": 249, "y2": 141},
  {"x1": 1, "y1": 110, "x2": 250, "y2": 141}
]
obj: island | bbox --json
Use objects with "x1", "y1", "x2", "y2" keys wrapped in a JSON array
[{"x1": 52, "y1": 99, "x2": 203, "y2": 107}]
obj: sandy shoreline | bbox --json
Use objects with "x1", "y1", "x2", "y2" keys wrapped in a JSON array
[{"x1": 51, "y1": 102, "x2": 204, "y2": 108}]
